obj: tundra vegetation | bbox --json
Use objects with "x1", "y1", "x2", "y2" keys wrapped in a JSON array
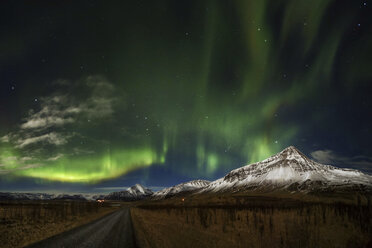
[
  {"x1": 0, "y1": 200, "x2": 119, "y2": 248},
  {"x1": 131, "y1": 194, "x2": 372, "y2": 248}
]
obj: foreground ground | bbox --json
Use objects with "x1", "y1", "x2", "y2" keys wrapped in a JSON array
[
  {"x1": 28, "y1": 208, "x2": 136, "y2": 248},
  {"x1": 1, "y1": 193, "x2": 371, "y2": 248},
  {"x1": 0, "y1": 201, "x2": 120, "y2": 248},
  {"x1": 131, "y1": 194, "x2": 372, "y2": 248}
]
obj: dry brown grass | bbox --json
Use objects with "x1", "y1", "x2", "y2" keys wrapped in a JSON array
[
  {"x1": 131, "y1": 194, "x2": 372, "y2": 248},
  {"x1": 0, "y1": 201, "x2": 120, "y2": 248}
]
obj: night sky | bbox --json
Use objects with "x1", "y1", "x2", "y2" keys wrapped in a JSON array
[{"x1": 1, "y1": 0, "x2": 371, "y2": 192}]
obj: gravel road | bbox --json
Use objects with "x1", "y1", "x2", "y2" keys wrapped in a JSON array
[{"x1": 27, "y1": 208, "x2": 137, "y2": 248}]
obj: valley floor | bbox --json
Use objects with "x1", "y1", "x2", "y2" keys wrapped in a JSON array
[
  {"x1": 131, "y1": 195, "x2": 372, "y2": 248},
  {"x1": 0, "y1": 201, "x2": 120, "y2": 248}
]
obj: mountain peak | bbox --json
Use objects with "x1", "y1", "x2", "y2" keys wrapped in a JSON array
[
  {"x1": 216, "y1": 146, "x2": 372, "y2": 191},
  {"x1": 282, "y1": 145, "x2": 299, "y2": 152},
  {"x1": 105, "y1": 184, "x2": 153, "y2": 201},
  {"x1": 268, "y1": 146, "x2": 310, "y2": 164},
  {"x1": 132, "y1": 184, "x2": 145, "y2": 190},
  {"x1": 280, "y1": 146, "x2": 304, "y2": 156}
]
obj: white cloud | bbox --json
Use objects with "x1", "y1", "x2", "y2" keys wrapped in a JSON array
[
  {"x1": 310, "y1": 150, "x2": 334, "y2": 164},
  {"x1": 0, "y1": 135, "x2": 10, "y2": 142},
  {"x1": 18, "y1": 163, "x2": 44, "y2": 170},
  {"x1": 20, "y1": 75, "x2": 117, "y2": 131},
  {"x1": 21, "y1": 157, "x2": 33, "y2": 161},
  {"x1": 16, "y1": 132, "x2": 68, "y2": 148},
  {"x1": 47, "y1": 154, "x2": 64, "y2": 161},
  {"x1": 311, "y1": 149, "x2": 372, "y2": 173},
  {"x1": 0, "y1": 75, "x2": 121, "y2": 174},
  {"x1": 21, "y1": 116, "x2": 74, "y2": 129}
]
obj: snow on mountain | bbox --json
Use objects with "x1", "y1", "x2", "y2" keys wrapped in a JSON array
[
  {"x1": 153, "y1": 180, "x2": 211, "y2": 199},
  {"x1": 0, "y1": 192, "x2": 55, "y2": 201},
  {"x1": 105, "y1": 184, "x2": 153, "y2": 201},
  {"x1": 202, "y1": 146, "x2": 372, "y2": 193},
  {"x1": 54, "y1": 194, "x2": 88, "y2": 201},
  {"x1": 0, "y1": 192, "x2": 90, "y2": 201}
]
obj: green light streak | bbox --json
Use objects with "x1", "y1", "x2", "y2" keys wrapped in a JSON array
[
  {"x1": 0, "y1": 145, "x2": 19, "y2": 170},
  {"x1": 1, "y1": 0, "x2": 361, "y2": 185},
  {"x1": 15, "y1": 148, "x2": 164, "y2": 183}
]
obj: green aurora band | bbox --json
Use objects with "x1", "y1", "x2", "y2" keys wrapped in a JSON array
[{"x1": 0, "y1": 0, "x2": 370, "y2": 184}]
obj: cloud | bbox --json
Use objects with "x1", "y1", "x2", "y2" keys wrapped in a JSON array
[
  {"x1": 20, "y1": 75, "x2": 117, "y2": 131},
  {"x1": 0, "y1": 75, "x2": 120, "y2": 175},
  {"x1": 46, "y1": 154, "x2": 64, "y2": 161},
  {"x1": 310, "y1": 150, "x2": 334, "y2": 164},
  {"x1": 21, "y1": 116, "x2": 74, "y2": 129},
  {"x1": 16, "y1": 132, "x2": 68, "y2": 148},
  {"x1": 311, "y1": 149, "x2": 372, "y2": 173},
  {"x1": 0, "y1": 135, "x2": 10, "y2": 143}
]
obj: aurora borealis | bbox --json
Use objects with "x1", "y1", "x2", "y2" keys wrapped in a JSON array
[{"x1": 1, "y1": 1, "x2": 371, "y2": 191}]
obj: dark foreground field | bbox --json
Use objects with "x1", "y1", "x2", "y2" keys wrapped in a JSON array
[
  {"x1": 1, "y1": 194, "x2": 371, "y2": 248},
  {"x1": 0, "y1": 201, "x2": 120, "y2": 248},
  {"x1": 131, "y1": 195, "x2": 372, "y2": 248}
]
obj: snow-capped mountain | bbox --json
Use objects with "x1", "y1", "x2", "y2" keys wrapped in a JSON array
[
  {"x1": 54, "y1": 194, "x2": 88, "y2": 201},
  {"x1": 153, "y1": 180, "x2": 210, "y2": 199},
  {"x1": 0, "y1": 192, "x2": 56, "y2": 201},
  {"x1": 0, "y1": 192, "x2": 90, "y2": 201},
  {"x1": 105, "y1": 184, "x2": 153, "y2": 201},
  {"x1": 202, "y1": 146, "x2": 372, "y2": 193}
]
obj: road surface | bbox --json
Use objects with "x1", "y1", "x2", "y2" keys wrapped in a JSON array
[{"x1": 28, "y1": 208, "x2": 137, "y2": 248}]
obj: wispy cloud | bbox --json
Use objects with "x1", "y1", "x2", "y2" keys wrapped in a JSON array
[
  {"x1": 16, "y1": 132, "x2": 68, "y2": 148},
  {"x1": 311, "y1": 149, "x2": 372, "y2": 173},
  {"x1": 46, "y1": 154, "x2": 64, "y2": 161},
  {"x1": 0, "y1": 135, "x2": 10, "y2": 142},
  {"x1": 20, "y1": 76, "x2": 116, "y2": 131},
  {"x1": 0, "y1": 75, "x2": 119, "y2": 174}
]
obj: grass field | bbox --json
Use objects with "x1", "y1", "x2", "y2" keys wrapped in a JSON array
[
  {"x1": 131, "y1": 194, "x2": 372, "y2": 248},
  {"x1": 0, "y1": 200, "x2": 120, "y2": 248}
]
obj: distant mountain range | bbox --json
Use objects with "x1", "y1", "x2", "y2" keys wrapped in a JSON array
[
  {"x1": 1, "y1": 146, "x2": 371, "y2": 202},
  {"x1": 0, "y1": 192, "x2": 91, "y2": 201},
  {"x1": 152, "y1": 180, "x2": 211, "y2": 199},
  {"x1": 104, "y1": 184, "x2": 153, "y2": 201}
]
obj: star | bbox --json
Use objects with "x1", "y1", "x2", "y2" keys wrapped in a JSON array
[{"x1": 34, "y1": 98, "x2": 38, "y2": 102}]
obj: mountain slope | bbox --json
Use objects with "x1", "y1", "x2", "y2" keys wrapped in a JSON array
[
  {"x1": 202, "y1": 146, "x2": 372, "y2": 193},
  {"x1": 105, "y1": 184, "x2": 153, "y2": 201},
  {"x1": 153, "y1": 180, "x2": 210, "y2": 199}
]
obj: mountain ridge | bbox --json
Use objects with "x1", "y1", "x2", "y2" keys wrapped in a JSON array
[
  {"x1": 104, "y1": 184, "x2": 153, "y2": 201},
  {"x1": 154, "y1": 146, "x2": 372, "y2": 199}
]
